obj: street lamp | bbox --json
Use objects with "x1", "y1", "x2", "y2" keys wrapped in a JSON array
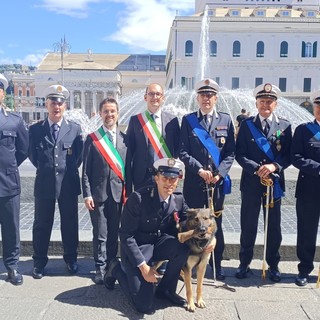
[{"x1": 53, "y1": 36, "x2": 71, "y2": 85}]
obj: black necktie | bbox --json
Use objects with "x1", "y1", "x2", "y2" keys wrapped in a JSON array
[
  {"x1": 263, "y1": 119, "x2": 270, "y2": 136},
  {"x1": 52, "y1": 123, "x2": 59, "y2": 141},
  {"x1": 161, "y1": 201, "x2": 167, "y2": 218}
]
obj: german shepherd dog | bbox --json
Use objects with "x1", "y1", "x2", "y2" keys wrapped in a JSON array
[{"x1": 177, "y1": 208, "x2": 217, "y2": 312}]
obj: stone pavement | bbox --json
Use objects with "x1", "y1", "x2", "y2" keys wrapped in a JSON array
[{"x1": 0, "y1": 257, "x2": 319, "y2": 320}]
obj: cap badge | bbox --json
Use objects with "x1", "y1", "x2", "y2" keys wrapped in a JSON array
[
  {"x1": 167, "y1": 158, "x2": 176, "y2": 167},
  {"x1": 57, "y1": 85, "x2": 63, "y2": 93},
  {"x1": 264, "y1": 83, "x2": 272, "y2": 93},
  {"x1": 204, "y1": 79, "x2": 210, "y2": 85}
]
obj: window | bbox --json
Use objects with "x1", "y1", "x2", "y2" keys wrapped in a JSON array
[
  {"x1": 280, "y1": 41, "x2": 288, "y2": 57},
  {"x1": 307, "y1": 11, "x2": 315, "y2": 17},
  {"x1": 302, "y1": 41, "x2": 312, "y2": 57},
  {"x1": 303, "y1": 78, "x2": 311, "y2": 92},
  {"x1": 279, "y1": 78, "x2": 287, "y2": 92},
  {"x1": 282, "y1": 11, "x2": 289, "y2": 16},
  {"x1": 181, "y1": 77, "x2": 195, "y2": 90},
  {"x1": 256, "y1": 41, "x2": 264, "y2": 57},
  {"x1": 210, "y1": 40, "x2": 217, "y2": 57},
  {"x1": 313, "y1": 41, "x2": 317, "y2": 57},
  {"x1": 231, "y1": 10, "x2": 239, "y2": 16},
  {"x1": 255, "y1": 78, "x2": 263, "y2": 87},
  {"x1": 256, "y1": 10, "x2": 265, "y2": 16},
  {"x1": 232, "y1": 77, "x2": 239, "y2": 89},
  {"x1": 185, "y1": 40, "x2": 193, "y2": 57},
  {"x1": 233, "y1": 41, "x2": 241, "y2": 57},
  {"x1": 26, "y1": 90, "x2": 30, "y2": 97}
]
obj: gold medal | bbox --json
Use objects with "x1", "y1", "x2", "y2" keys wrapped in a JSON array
[{"x1": 220, "y1": 137, "x2": 226, "y2": 144}]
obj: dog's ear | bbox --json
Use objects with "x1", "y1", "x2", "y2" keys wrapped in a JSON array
[{"x1": 187, "y1": 208, "x2": 198, "y2": 218}]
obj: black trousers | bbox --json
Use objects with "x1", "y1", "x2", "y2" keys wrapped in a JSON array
[
  {"x1": 239, "y1": 186, "x2": 282, "y2": 268},
  {"x1": 32, "y1": 194, "x2": 79, "y2": 268},
  {"x1": 296, "y1": 197, "x2": 320, "y2": 274},
  {"x1": 0, "y1": 195, "x2": 20, "y2": 271},
  {"x1": 89, "y1": 196, "x2": 122, "y2": 271},
  {"x1": 115, "y1": 234, "x2": 189, "y2": 313}
]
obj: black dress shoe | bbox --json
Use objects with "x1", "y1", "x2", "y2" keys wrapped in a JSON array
[
  {"x1": 7, "y1": 270, "x2": 23, "y2": 285},
  {"x1": 66, "y1": 262, "x2": 78, "y2": 274},
  {"x1": 136, "y1": 307, "x2": 155, "y2": 315},
  {"x1": 155, "y1": 289, "x2": 186, "y2": 306},
  {"x1": 215, "y1": 267, "x2": 226, "y2": 281},
  {"x1": 268, "y1": 267, "x2": 281, "y2": 282},
  {"x1": 104, "y1": 258, "x2": 120, "y2": 290},
  {"x1": 32, "y1": 267, "x2": 44, "y2": 279},
  {"x1": 295, "y1": 273, "x2": 309, "y2": 287},
  {"x1": 235, "y1": 265, "x2": 251, "y2": 279}
]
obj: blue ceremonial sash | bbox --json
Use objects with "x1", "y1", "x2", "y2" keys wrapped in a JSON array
[
  {"x1": 186, "y1": 114, "x2": 231, "y2": 194},
  {"x1": 246, "y1": 119, "x2": 284, "y2": 199},
  {"x1": 306, "y1": 123, "x2": 320, "y2": 141}
]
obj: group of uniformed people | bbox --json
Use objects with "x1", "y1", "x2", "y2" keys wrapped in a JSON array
[{"x1": 0, "y1": 72, "x2": 319, "y2": 314}]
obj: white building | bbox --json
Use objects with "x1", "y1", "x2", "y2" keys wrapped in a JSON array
[{"x1": 166, "y1": 0, "x2": 320, "y2": 105}]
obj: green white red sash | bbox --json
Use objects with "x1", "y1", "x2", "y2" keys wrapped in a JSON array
[
  {"x1": 90, "y1": 127, "x2": 126, "y2": 203},
  {"x1": 137, "y1": 111, "x2": 172, "y2": 158}
]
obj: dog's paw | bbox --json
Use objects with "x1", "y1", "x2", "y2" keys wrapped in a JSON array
[
  {"x1": 196, "y1": 298, "x2": 206, "y2": 309},
  {"x1": 186, "y1": 302, "x2": 196, "y2": 312}
]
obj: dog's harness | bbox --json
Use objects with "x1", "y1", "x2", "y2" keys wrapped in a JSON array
[{"x1": 187, "y1": 238, "x2": 210, "y2": 254}]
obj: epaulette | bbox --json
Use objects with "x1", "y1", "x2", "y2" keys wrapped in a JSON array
[{"x1": 277, "y1": 116, "x2": 290, "y2": 122}]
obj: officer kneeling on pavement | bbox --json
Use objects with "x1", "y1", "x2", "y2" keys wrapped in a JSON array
[{"x1": 104, "y1": 158, "x2": 189, "y2": 315}]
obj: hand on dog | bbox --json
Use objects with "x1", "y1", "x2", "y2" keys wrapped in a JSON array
[
  {"x1": 203, "y1": 238, "x2": 216, "y2": 253},
  {"x1": 139, "y1": 263, "x2": 159, "y2": 283}
]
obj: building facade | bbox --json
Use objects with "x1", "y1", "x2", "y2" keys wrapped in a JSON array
[{"x1": 166, "y1": 0, "x2": 320, "y2": 105}]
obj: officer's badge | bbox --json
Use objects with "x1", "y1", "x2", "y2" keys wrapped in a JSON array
[
  {"x1": 57, "y1": 85, "x2": 63, "y2": 93},
  {"x1": 205, "y1": 79, "x2": 210, "y2": 85},
  {"x1": 220, "y1": 137, "x2": 226, "y2": 144},
  {"x1": 67, "y1": 148, "x2": 72, "y2": 155},
  {"x1": 167, "y1": 158, "x2": 176, "y2": 167},
  {"x1": 264, "y1": 83, "x2": 272, "y2": 93}
]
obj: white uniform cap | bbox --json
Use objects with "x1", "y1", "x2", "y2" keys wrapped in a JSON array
[
  {"x1": 0, "y1": 74, "x2": 8, "y2": 90},
  {"x1": 195, "y1": 78, "x2": 220, "y2": 95},
  {"x1": 253, "y1": 83, "x2": 281, "y2": 100},
  {"x1": 44, "y1": 85, "x2": 69, "y2": 102},
  {"x1": 310, "y1": 90, "x2": 320, "y2": 104},
  {"x1": 153, "y1": 158, "x2": 185, "y2": 178}
]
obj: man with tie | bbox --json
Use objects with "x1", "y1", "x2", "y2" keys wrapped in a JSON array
[
  {"x1": 126, "y1": 83, "x2": 180, "y2": 193},
  {"x1": 291, "y1": 90, "x2": 320, "y2": 286},
  {"x1": 104, "y1": 158, "x2": 190, "y2": 315},
  {"x1": 0, "y1": 74, "x2": 28, "y2": 285},
  {"x1": 179, "y1": 78, "x2": 235, "y2": 280},
  {"x1": 82, "y1": 98, "x2": 130, "y2": 285},
  {"x1": 235, "y1": 83, "x2": 292, "y2": 282},
  {"x1": 29, "y1": 84, "x2": 83, "y2": 279}
]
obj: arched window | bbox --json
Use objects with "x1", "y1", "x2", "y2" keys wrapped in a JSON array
[
  {"x1": 210, "y1": 40, "x2": 217, "y2": 57},
  {"x1": 302, "y1": 41, "x2": 312, "y2": 57},
  {"x1": 313, "y1": 41, "x2": 317, "y2": 57},
  {"x1": 280, "y1": 41, "x2": 288, "y2": 57},
  {"x1": 233, "y1": 41, "x2": 241, "y2": 57},
  {"x1": 256, "y1": 41, "x2": 264, "y2": 57},
  {"x1": 185, "y1": 40, "x2": 193, "y2": 57}
]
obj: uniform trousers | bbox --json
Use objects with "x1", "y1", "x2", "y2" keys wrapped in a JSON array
[
  {"x1": 32, "y1": 193, "x2": 79, "y2": 268},
  {"x1": 115, "y1": 234, "x2": 189, "y2": 313},
  {"x1": 0, "y1": 195, "x2": 20, "y2": 271},
  {"x1": 296, "y1": 197, "x2": 320, "y2": 274},
  {"x1": 239, "y1": 185, "x2": 282, "y2": 268},
  {"x1": 89, "y1": 196, "x2": 122, "y2": 272}
]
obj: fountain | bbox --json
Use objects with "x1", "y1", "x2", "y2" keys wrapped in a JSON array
[{"x1": 65, "y1": 5, "x2": 314, "y2": 136}]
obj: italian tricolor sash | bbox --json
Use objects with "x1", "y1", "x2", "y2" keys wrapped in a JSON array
[
  {"x1": 90, "y1": 127, "x2": 126, "y2": 203},
  {"x1": 137, "y1": 111, "x2": 172, "y2": 158}
]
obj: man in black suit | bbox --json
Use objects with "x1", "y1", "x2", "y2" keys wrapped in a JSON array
[
  {"x1": 235, "y1": 83, "x2": 292, "y2": 282},
  {"x1": 29, "y1": 84, "x2": 83, "y2": 279},
  {"x1": 179, "y1": 78, "x2": 235, "y2": 280},
  {"x1": 126, "y1": 83, "x2": 180, "y2": 192},
  {"x1": 291, "y1": 90, "x2": 320, "y2": 286},
  {"x1": 104, "y1": 158, "x2": 192, "y2": 315},
  {"x1": 82, "y1": 98, "x2": 130, "y2": 285},
  {"x1": 0, "y1": 74, "x2": 28, "y2": 285}
]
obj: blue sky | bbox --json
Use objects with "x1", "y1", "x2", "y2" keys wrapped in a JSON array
[{"x1": 1, "y1": 0, "x2": 194, "y2": 67}]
